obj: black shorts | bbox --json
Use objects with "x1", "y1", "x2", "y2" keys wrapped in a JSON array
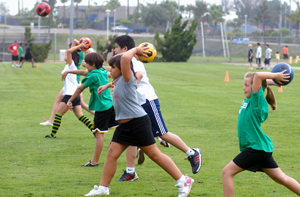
[
  {"x1": 25, "y1": 53, "x2": 32, "y2": 60},
  {"x1": 283, "y1": 54, "x2": 288, "y2": 59},
  {"x1": 112, "y1": 115, "x2": 156, "y2": 147},
  {"x1": 256, "y1": 58, "x2": 261, "y2": 64},
  {"x1": 12, "y1": 55, "x2": 18, "y2": 61},
  {"x1": 248, "y1": 58, "x2": 253, "y2": 63},
  {"x1": 93, "y1": 107, "x2": 119, "y2": 134},
  {"x1": 264, "y1": 58, "x2": 270, "y2": 65},
  {"x1": 61, "y1": 95, "x2": 80, "y2": 106},
  {"x1": 19, "y1": 57, "x2": 24, "y2": 62},
  {"x1": 233, "y1": 148, "x2": 278, "y2": 172}
]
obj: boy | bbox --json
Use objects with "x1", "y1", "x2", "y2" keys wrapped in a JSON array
[
  {"x1": 8, "y1": 41, "x2": 18, "y2": 68},
  {"x1": 17, "y1": 43, "x2": 24, "y2": 68}
]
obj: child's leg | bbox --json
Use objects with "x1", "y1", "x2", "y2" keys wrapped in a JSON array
[
  {"x1": 263, "y1": 168, "x2": 300, "y2": 195},
  {"x1": 91, "y1": 132, "x2": 104, "y2": 165},
  {"x1": 80, "y1": 93, "x2": 95, "y2": 115},
  {"x1": 222, "y1": 161, "x2": 244, "y2": 197},
  {"x1": 140, "y1": 143, "x2": 182, "y2": 180},
  {"x1": 99, "y1": 142, "x2": 128, "y2": 187},
  {"x1": 73, "y1": 106, "x2": 93, "y2": 130},
  {"x1": 160, "y1": 132, "x2": 189, "y2": 152},
  {"x1": 126, "y1": 146, "x2": 137, "y2": 168},
  {"x1": 49, "y1": 89, "x2": 64, "y2": 124},
  {"x1": 47, "y1": 102, "x2": 68, "y2": 137}
]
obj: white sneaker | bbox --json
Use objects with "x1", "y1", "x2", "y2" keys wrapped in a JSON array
[
  {"x1": 40, "y1": 121, "x2": 53, "y2": 126},
  {"x1": 12, "y1": 65, "x2": 14, "y2": 68},
  {"x1": 175, "y1": 176, "x2": 194, "y2": 197},
  {"x1": 85, "y1": 185, "x2": 110, "y2": 196},
  {"x1": 267, "y1": 67, "x2": 270, "y2": 70}
]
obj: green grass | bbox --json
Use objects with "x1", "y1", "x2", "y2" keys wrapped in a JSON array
[{"x1": 1, "y1": 62, "x2": 300, "y2": 196}]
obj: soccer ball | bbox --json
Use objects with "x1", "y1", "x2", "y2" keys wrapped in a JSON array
[
  {"x1": 136, "y1": 42, "x2": 157, "y2": 63},
  {"x1": 79, "y1": 37, "x2": 92, "y2": 50},
  {"x1": 36, "y1": 2, "x2": 51, "y2": 17},
  {"x1": 271, "y1": 63, "x2": 294, "y2": 86}
]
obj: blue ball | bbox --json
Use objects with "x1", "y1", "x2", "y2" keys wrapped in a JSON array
[{"x1": 271, "y1": 63, "x2": 294, "y2": 86}]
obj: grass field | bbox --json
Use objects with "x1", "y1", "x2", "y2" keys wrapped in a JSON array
[{"x1": 1, "y1": 62, "x2": 300, "y2": 197}]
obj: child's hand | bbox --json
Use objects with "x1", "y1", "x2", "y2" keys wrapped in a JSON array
[
  {"x1": 79, "y1": 43, "x2": 88, "y2": 51},
  {"x1": 274, "y1": 70, "x2": 290, "y2": 84},
  {"x1": 135, "y1": 45, "x2": 150, "y2": 58},
  {"x1": 97, "y1": 85, "x2": 108, "y2": 95},
  {"x1": 61, "y1": 71, "x2": 68, "y2": 81},
  {"x1": 67, "y1": 101, "x2": 73, "y2": 111}
]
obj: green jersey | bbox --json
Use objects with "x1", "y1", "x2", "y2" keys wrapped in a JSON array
[
  {"x1": 18, "y1": 46, "x2": 24, "y2": 58},
  {"x1": 82, "y1": 67, "x2": 112, "y2": 112},
  {"x1": 77, "y1": 51, "x2": 84, "y2": 83},
  {"x1": 237, "y1": 87, "x2": 273, "y2": 152}
]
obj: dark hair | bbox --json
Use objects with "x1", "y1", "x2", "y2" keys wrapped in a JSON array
[
  {"x1": 29, "y1": 43, "x2": 33, "y2": 46},
  {"x1": 277, "y1": 51, "x2": 279, "y2": 53},
  {"x1": 72, "y1": 51, "x2": 80, "y2": 67},
  {"x1": 85, "y1": 52, "x2": 104, "y2": 69},
  {"x1": 266, "y1": 44, "x2": 269, "y2": 47},
  {"x1": 257, "y1": 43, "x2": 260, "y2": 46},
  {"x1": 109, "y1": 55, "x2": 136, "y2": 78},
  {"x1": 285, "y1": 46, "x2": 288, "y2": 48},
  {"x1": 113, "y1": 35, "x2": 135, "y2": 50},
  {"x1": 20, "y1": 43, "x2": 23, "y2": 46}
]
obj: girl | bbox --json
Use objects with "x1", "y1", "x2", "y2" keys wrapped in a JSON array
[
  {"x1": 45, "y1": 42, "x2": 94, "y2": 138},
  {"x1": 222, "y1": 71, "x2": 300, "y2": 196},
  {"x1": 276, "y1": 51, "x2": 280, "y2": 63},
  {"x1": 85, "y1": 46, "x2": 194, "y2": 197}
]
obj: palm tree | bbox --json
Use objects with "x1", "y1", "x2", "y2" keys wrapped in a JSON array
[
  {"x1": 74, "y1": 0, "x2": 82, "y2": 19},
  {"x1": 60, "y1": 0, "x2": 69, "y2": 20},
  {"x1": 104, "y1": 0, "x2": 121, "y2": 16}
]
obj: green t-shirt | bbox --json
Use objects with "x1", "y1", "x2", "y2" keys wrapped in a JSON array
[
  {"x1": 18, "y1": 46, "x2": 24, "y2": 58},
  {"x1": 77, "y1": 51, "x2": 84, "y2": 83},
  {"x1": 82, "y1": 67, "x2": 112, "y2": 112},
  {"x1": 237, "y1": 87, "x2": 273, "y2": 152}
]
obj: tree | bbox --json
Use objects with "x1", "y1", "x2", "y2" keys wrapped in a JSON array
[
  {"x1": 256, "y1": 0, "x2": 270, "y2": 37},
  {"x1": 45, "y1": 0, "x2": 57, "y2": 29},
  {"x1": 60, "y1": 0, "x2": 69, "y2": 20},
  {"x1": 233, "y1": 0, "x2": 260, "y2": 20},
  {"x1": 0, "y1": 2, "x2": 9, "y2": 16},
  {"x1": 160, "y1": 0, "x2": 178, "y2": 23},
  {"x1": 288, "y1": 0, "x2": 300, "y2": 37},
  {"x1": 186, "y1": 4, "x2": 194, "y2": 19},
  {"x1": 140, "y1": 3, "x2": 168, "y2": 32},
  {"x1": 74, "y1": 0, "x2": 82, "y2": 19},
  {"x1": 104, "y1": 0, "x2": 121, "y2": 13},
  {"x1": 193, "y1": 0, "x2": 210, "y2": 23},
  {"x1": 155, "y1": 15, "x2": 198, "y2": 62},
  {"x1": 209, "y1": 4, "x2": 225, "y2": 25}
]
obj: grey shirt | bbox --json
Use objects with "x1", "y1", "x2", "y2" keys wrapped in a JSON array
[{"x1": 112, "y1": 73, "x2": 147, "y2": 120}]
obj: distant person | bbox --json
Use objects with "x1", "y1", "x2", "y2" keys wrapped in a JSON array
[
  {"x1": 8, "y1": 41, "x2": 19, "y2": 68},
  {"x1": 248, "y1": 44, "x2": 253, "y2": 70},
  {"x1": 103, "y1": 40, "x2": 113, "y2": 65},
  {"x1": 255, "y1": 43, "x2": 262, "y2": 69},
  {"x1": 264, "y1": 44, "x2": 272, "y2": 70},
  {"x1": 282, "y1": 46, "x2": 289, "y2": 63},
  {"x1": 17, "y1": 43, "x2": 25, "y2": 68},
  {"x1": 20, "y1": 43, "x2": 35, "y2": 68},
  {"x1": 275, "y1": 51, "x2": 280, "y2": 64}
]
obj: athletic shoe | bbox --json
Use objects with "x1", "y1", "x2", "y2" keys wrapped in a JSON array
[
  {"x1": 12, "y1": 65, "x2": 14, "y2": 68},
  {"x1": 175, "y1": 176, "x2": 194, "y2": 197},
  {"x1": 187, "y1": 148, "x2": 202, "y2": 174},
  {"x1": 136, "y1": 148, "x2": 145, "y2": 165},
  {"x1": 118, "y1": 170, "x2": 139, "y2": 181},
  {"x1": 45, "y1": 134, "x2": 56, "y2": 138},
  {"x1": 159, "y1": 139, "x2": 170, "y2": 147},
  {"x1": 85, "y1": 185, "x2": 109, "y2": 196},
  {"x1": 82, "y1": 160, "x2": 99, "y2": 167},
  {"x1": 40, "y1": 121, "x2": 53, "y2": 126}
]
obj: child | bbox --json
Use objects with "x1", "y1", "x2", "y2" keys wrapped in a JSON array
[
  {"x1": 45, "y1": 42, "x2": 94, "y2": 138},
  {"x1": 222, "y1": 71, "x2": 300, "y2": 197},
  {"x1": 98, "y1": 35, "x2": 201, "y2": 181},
  {"x1": 85, "y1": 46, "x2": 194, "y2": 197},
  {"x1": 276, "y1": 51, "x2": 280, "y2": 63},
  {"x1": 248, "y1": 44, "x2": 253, "y2": 70},
  {"x1": 67, "y1": 52, "x2": 118, "y2": 167},
  {"x1": 17, "y1": 43, "x2": 24, "y2": 68}
]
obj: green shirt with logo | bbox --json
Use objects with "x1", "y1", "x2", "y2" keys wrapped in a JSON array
[
  {"x1": 82, "y1": 67, "x2": 112, "y2": 112},
  {"x1": 237, "y1": 87, "x2": 273, "y2": 152}
]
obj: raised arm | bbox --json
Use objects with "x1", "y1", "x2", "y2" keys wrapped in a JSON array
[
  {"x1": 66, "y1": 43, "x2": 86, "y2": 66},
  {"x1": 62, "y1": 69, "x2": 88, "y2": 81}
]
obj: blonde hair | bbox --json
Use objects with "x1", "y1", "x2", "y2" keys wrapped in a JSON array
[
  {"x1": 244, "y1": 72, "x2": 277, "y2": 110},
  {"x1": 248, "y1": 44, "x2": 252, "y2": 47}
]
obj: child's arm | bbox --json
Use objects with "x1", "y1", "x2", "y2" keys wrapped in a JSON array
[
  {"x1": 121, "y1": 46, "x2": 149, "y2": 83},
  {"x1": 62, "y1": 69, "x2": 88, "y2": 81},
  {"x1": 253, "y1": 71, "x2": 290, "y2": 93},
  {"x1": 266, "y1": 79, "x2": 279, "y2": 87},
  {"x1": 97, "y1": 82, "x2": 112, "y2": 95},
  {"x1": 71, "y1": 39, "x2": 80, "y2": 48},
  {"x1": 66, "y1": 43, "x2": 86, "y2": 66},
  {"x1": 67, "y1": 84, "x2": 85, "y2": 110}
]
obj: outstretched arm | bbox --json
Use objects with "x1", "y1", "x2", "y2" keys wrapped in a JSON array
[
  {"x1": 67, "y1": 84, "x2": 85, "y2": 110},
  {"x1": 62, "y1": 69, "x2": 88, "y2": 81}
]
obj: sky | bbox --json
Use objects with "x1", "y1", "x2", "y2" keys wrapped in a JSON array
[{"x1": 2, "y1": 0, "x2": 221, "y2": 15}]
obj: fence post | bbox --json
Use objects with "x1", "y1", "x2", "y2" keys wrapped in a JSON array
[{"x1": 229, "y1": 37, "x2": 232, "y2": 62}]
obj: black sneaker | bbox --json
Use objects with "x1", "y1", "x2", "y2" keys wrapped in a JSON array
[
  {"x1": 45, "y1": 134, "x2": 56, "y2": 138},
  {"x1": 82, "y1": 160, "x2": 99, "y2": 167},
  {"x1": 118, "y1": 170, "x2": 139, "y2": 181},
  {"x1": 187, "y1": 148, "x2": 202, "y2": 174}
]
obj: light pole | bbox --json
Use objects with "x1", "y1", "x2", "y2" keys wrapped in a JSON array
[
  {"x1": 54, "y1": 29, "x2": 57, "y2": 62},
  {"x1": 70, "y1": 0, "x2": 74, "y2": 42},
  {"x1": 245, "y1": 15, "x2": 247, "y2": 37},
  {"x1": 105, "y1": 9, "x2": 111, "y2": 40},
  {"x1": 113, "y1": 9, "x2": 116, "y2": 33}
]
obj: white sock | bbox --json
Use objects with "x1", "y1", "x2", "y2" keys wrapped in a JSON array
[
  {"x1": 185, "y1": 148, "x2": 195, "y2": 157},
  {"x1": 176, "y1": 175, "x2": 186, "y2": 184},
  {"x1": 158, "y1": 137, "x2": 163, "y2": 142},
  {"x1": 99, "y1": 186, "x2": 109, "y2": 191},
  {"x1": 126, "y1": 167, "x2": 135, "y2": 174}
]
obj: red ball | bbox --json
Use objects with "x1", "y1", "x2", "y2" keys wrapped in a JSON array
[
  {"x1": 79, "y1": 37, "x2": 92, "y2": 50},
  {"x1": 36, "y1": 2, "x2": 51, "y2": 17}
]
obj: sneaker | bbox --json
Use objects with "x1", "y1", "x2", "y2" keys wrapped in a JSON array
[
  {"x1": 85, "y1": 185, "x2": 109, "y2": 196},
  {"x1": 45, "y1": 134, "x2": 56, "y2": 138},
  {"x1": 175, "y1": 176, "x2": 194, "y2": 197},
  {"x1": 187, "y1": 148, "x2": 202, "y2": 174},
  {"x1": 40, "y1": 121, "x2": 53, "y2": 126},
  {"x1": 137, "y1": 148, "x2": 145, "y2": 165},
  {"x1": 160, "y1": 139, "x2": 170, "y2": 147},
  {"x1": 118, "y1": 170, "x2": 139, "y2": 181},
  {"x1": 82, "y1": 160, "x2": 99, "y2": 167}
]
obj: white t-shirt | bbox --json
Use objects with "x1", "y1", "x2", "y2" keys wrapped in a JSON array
[
  {"x1": 265, "y1": 48, "x2": 272, "y2": 58},
  {"x1": 61, "y1": 61, "x2": 78, "y2": 96},
  {"x1": 132, "y1": 57, "x2": 158, "y2": 105},
  {"x1": 256, "y1": 46, "x2": 262, "y2": 58}
]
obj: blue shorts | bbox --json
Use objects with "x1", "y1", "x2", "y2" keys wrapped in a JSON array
[
  {"x1": 264, "y1": 58, "x2": 270, "y2": 65},
  {"x1": 141, "y1": 99, "x2": 168, "y2": 137}
]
